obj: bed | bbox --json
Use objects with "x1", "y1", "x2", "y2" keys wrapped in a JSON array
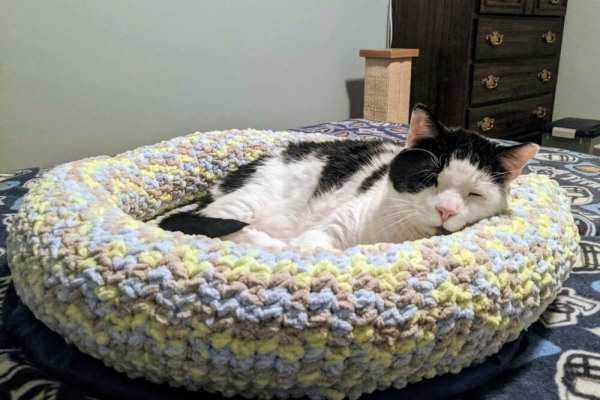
[{"x1": 1, "y1": 119, "x2": 599, "y2": 400}]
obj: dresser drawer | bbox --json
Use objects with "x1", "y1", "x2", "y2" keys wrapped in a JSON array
[
  {"x1": 480, "y1": 0, "x2": 528, "y2": 14},
  {"x1": 475, "y1": 17, "x2": 563, "y2": 60},
  {"x1": 468, "y1": 94, "x2": 553, "y2": 138},
  {"x1": 533, "y1": 0, "x2": 567, "y2": 16},
  {"x1": 471, "y1": 59, "x2": 557, "y2": 105},
  {"x1": 479, "y1": 0, "x2": 567, "y2": 15}
]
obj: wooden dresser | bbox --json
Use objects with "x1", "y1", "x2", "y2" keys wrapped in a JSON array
[{"x1": 392, "y1": 0, "x2": 567, "y2": 143}]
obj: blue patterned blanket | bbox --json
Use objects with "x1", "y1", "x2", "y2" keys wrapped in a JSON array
[{"x1": 1, "y1": 119, "x2": 599, "y2": 399}]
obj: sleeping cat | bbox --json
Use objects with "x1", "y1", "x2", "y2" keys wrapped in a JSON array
[{"x1": 158, "y1": 105, "x2": 538, "y2": 250}]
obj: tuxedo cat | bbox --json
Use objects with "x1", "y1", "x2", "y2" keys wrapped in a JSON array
[{"x1": 159, "y1": 105, "x2": 538, "y2": 250}]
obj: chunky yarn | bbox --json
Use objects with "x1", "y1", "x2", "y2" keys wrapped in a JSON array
[{"x1": 7, "y1": 129, "x2": 579, "y2": 399}]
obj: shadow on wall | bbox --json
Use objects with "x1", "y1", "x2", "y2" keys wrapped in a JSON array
[{"x1": 346, "y1": 79, "x2": 364, "y2": 119}]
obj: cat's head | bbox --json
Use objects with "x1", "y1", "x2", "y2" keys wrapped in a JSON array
[{"x1": 389, "y1": 104, "x2": 539, "y2": 233}]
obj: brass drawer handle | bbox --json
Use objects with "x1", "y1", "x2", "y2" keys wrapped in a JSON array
[
  {"x1": 481, "y1": 74, "x2": 500, "y2": 90},
  {"x1": 533, "y1": 106, "x2": 549, "y2": 119},
  {"x1": 477, "y1": 117, "x2": 495, "y2": 132},
  {"x1": 486, "y1": 31, "x2": 504, "y2": 47},
  {"x1": 538, "y1": 68, "x2": 552, "y2": 82},
  {"x1": 542, "y1": 31, "x2": 557, "y2": 44}
]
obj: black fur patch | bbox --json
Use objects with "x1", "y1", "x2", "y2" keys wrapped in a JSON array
[
  {"x1": 219, "y1": 156, "x2": 267, "y2": 194},
  {"x1": 159, "y1": 213, "x2": 247, "y2": 237},
  {"x1": 316, "y1": 141, "x2": 388, "y2": 195},
  {"x1": 283, "y1": 142, "x2": 325, "y2": 162},
  {"x1": 389, "y1": 149, "x2": 439, "y2": 193},
  {"x1": 358, "y1": 164, "x2": 390, "y2": 193},
  {"x1": 412, "y1": 129, "x2": 516, "y2": 185},
  {"x1": 283, "y1": 140, "x2": 392, "y2": 196}
]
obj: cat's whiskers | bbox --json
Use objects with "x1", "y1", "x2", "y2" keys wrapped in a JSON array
[
  {"x1": 371, "y1": 207, "x2": 415, "y2": 226},
  {"x1": 387, "y1": 199, "x2": 416, "y2": 210},
  {"x1": 372, "y1": 211, "x2": 410, "y2": 227},
  {"x1": 379, "y1": 210, "x2": 416, "y2": 221},
  {"x1": 382, "y1": 208, "x2": 415, "y2": 220},
  {"x1": 378, "y1": 214, "x2": 420, "y2": 240},
  {"x1": 376, "y1": 211, "x2": 418, "y2": 233},
  {"x1": 386, "y1": 201, "x2": 413, "y2": 209}
]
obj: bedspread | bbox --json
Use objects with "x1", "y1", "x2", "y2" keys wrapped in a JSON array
[{"x1": 0, "y1": 119, "x2": 598, "y2": 400}]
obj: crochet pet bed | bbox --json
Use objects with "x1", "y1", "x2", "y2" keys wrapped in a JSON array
[{"x1": 8, "y1": 129, "x2": 579, "y2": 400}]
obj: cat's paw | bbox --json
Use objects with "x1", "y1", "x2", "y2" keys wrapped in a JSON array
[
  {"x1": 236, "y1": 227, "x2": 288, "y2": 250},
  {"x1": 290, "y1": 230, "x2": 336, "y2": 250}
]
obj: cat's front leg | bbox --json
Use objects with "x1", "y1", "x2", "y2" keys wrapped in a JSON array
[
  {"x1": 226, "y1": 227, "x2": 288, "y2": 251},
  {"x1": 202, "y1": 194, "x2": 254, "y2": 222},
  {"x1": 289, "y1": 229, "x2": 339, "y2": 250}
]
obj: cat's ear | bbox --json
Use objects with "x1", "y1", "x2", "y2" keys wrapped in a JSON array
[
  {"x1": 407, "y1": 104, "x2": 440, "y2": 147},
  {"x1": 497, "y1": 143, "x2": 539, "y2": 180}
]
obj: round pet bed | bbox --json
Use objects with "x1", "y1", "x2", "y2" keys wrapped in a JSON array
[{"x1": 7, "y1": 129, "x2": 579, "y2": 400}]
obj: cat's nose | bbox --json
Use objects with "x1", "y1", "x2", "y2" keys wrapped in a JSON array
[{"x1": 436, "y1": 205, "x2": 457, "y2": 223}]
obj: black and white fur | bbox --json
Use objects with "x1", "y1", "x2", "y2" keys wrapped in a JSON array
[{"x1": 159, "y1": 105, "x2": 539, "y2": 250}]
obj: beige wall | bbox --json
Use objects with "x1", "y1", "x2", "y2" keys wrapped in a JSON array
[
  {"x1": 0, "y1": 1, "x2": 387, "y2": 171},
  {"x1": 554, "y1": 0, "x2": 600, "y2": 120}
]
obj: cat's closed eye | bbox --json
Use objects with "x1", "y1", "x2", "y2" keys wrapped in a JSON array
[{"x1": 468, "y1": 192, "x2": 483, "y2": 198}]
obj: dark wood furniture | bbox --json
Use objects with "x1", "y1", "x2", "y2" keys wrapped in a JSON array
[{"x1": 392, "y1": 0, "x2": 568, "y2": 142}]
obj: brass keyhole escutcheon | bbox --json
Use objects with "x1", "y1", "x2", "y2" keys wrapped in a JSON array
[
  {"x1": 481, "y1": 74, "x2": 500, "y2": 90},
  {"x1": 538, "y1": 69, "x2": 552, "y2": 82},
  {"x1": 477, "y1": 117, "x2": 495, "y2": 132},
  {"x1": 542, "y1": 31, "x2": 557, "y2": 44},
  {"x1": 486, "y1": 31, "x2": 504, "y2": 47}
]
